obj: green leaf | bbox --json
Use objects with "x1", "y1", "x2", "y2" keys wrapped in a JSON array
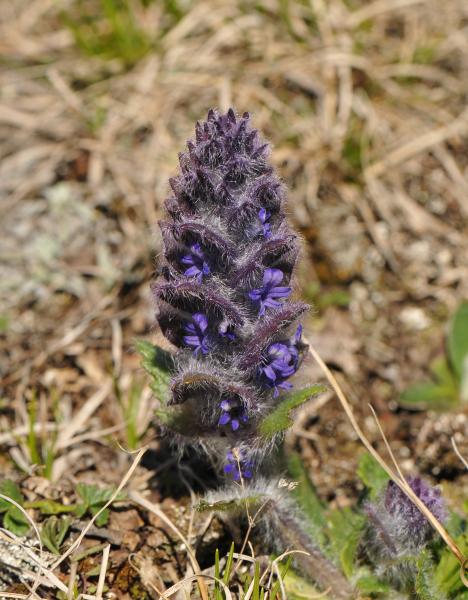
[
  {"x1": 355, "y1": 572, "x2": 390, "y2": 595},
  {"x1": 430, "y1": 357, "x2": 458, "y2": 387},
  {"x1": 0, "y1": 480, "x2": 30, "y2": 536},
  {"x1": 214, "y1": 548, "x2": 222, "y2": 600},
  {"x1": 223, "y1": 542, "x2": 235, "y2": 586},
  {"x1": 270, "y1": 556, "x2": 293, "y2": 600},
  {"x1": 4, "y1": 505, "x2": 30, "y2": 536},
  {"x1": 434, "y1": 533, "x2": 468, "y2": 596},
  {"x1": 196, "y1": 495, "x2": 265, "y2": 514},
  {"x1": 252, "y1": 560, "x2": 260, "y2": 600},
  {"x1": 75, "y1": 483, "x2": 124, "y2": 526},
  {"x1": 283, "y1": 570, "x2": 329, "y2": 599},
  {"x1": 0, "y1": 480, "x2": 24, "y2": 512},
  {"x1": 93, "y1": 508, "x2": 110, "y2": 527},
  {"x1": 328, "y1": 508, "x2": 365, "y2": 577},
  {"x1": 135, "y1": 340, "x2": 173, "y2": 403},
  {"x1": 41, "y1": 516, "x2": 71, "y2": 554},
  {"x1": 25, "y1": 499, "x2": 76, "y2": 515},
  {"x1": 357, "y1": 452, "x2": 389, "y2": 498},
  {"x1": 400, "y1": 381, "x2": 458, "y2": 409},
  {"x1": 259, "y1": 384, "x2": 326, "y2": 439},
  {"x1": 448, "y1": 301, "x2": 468, "y2": 382},
  {"x1": 287, "y1": 453, "x2": 327, "y2": 548}
]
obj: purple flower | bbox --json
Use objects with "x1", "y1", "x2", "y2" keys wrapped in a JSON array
[
  {"x1": 183, "y1": 313, "x2": 210, "y2": 356},
  {"x1": 249, "y1": 268, "x2": 291, "y2": 316},
  {"x1": 223, "y1": 449, "x2": 253, "y2": 481},
  {"x1": 218, "y1": 398, "x2": 248, "y2": 431},
  {"x1": 384, "y1": 477, "x2": 447, "y2": 533},
  {"x1": 258, "y1": 208, "x2": 272, "y2": 238},
  {"x1": 260, "y1": 325, "x2": 302, "y2": 397},
  {"x1": 365, "y1": 475, "x2": 447, "y2": 570},
  {"x1": 180, "y1": 243, "x2": 210, "y2": 282},
  {"x1": 153, "y1": 108, "x2": 309, "y2": 462}
]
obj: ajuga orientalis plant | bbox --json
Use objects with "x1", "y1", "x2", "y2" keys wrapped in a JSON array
[
  {"x1": 137, "y1": 108, "x2": 354, "y2": 598},
  {"x1": 364, "y1": 476, "x2": 448, "y2": 590},
  {"x1": 136, "y1": 109, "x2": 463, "y2": 600}
]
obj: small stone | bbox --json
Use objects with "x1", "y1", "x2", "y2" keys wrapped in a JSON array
[{"x1": 399, "y1": 307, "x2": 430, "y2": 331}]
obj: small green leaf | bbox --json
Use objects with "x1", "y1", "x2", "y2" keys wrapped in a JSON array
[
  {"x1": 4, "y1": 505, "x2": 30, "y2": 536},
  {"x1": 448, "y1": 301, "x2": 468, "y2": 382},
  {"x1": 135, "y1": 340, "x2": 173, "y2": 403},
  {"x1": 283, "y1": 570, "x2": 329, "y2": 599},
  {"x1": 356, "y1": 573, "x2": 390, "y2": 595},
  {"x1": 94, "y1": 508, "x2": 110, "y2": 527},
  {"x1": 75, "y1": 483, "x2": 124, "y2": 526},
  {"x1": 259, "y1": 384, "x2": 326, "y2": 439},
  {"x1": 328, "y1": 508, "x2": 365, "y2": 577},
  {"x1": 252, "y1": 560, "x2": 260, "y2": 600},
  {"x1": 434, "y1": 533, "x2": 468, "y2": 596},
  {"x1": 270, "y1": 556, "x2": 293, "y2": 600},
  {"x1": 41, "y1": 516, "x2": 71, "y2": 554},
  {"x1": 430, "y1": 357, "x2": 457, "y2": 387},
  {"x1": 400, "y1": 382, "x2": 458, "y2": 409},
  {"x1": 357, "y1": 452, "x2": 389, "y2": 498},
  {"x1": 223, "y1": 542, "x2": 235, "y2": 586},
  {"x1": 214, "y1": 548, "x2": 222, "y2": 600},
  {"x1": 0, "y1": 480, "x2": 24, "y2": 512},
  {"x1": 287, "y1": 453, "x2": 327, "y2": 548},
  {"x1": 0, "y1": 480, "x2": 30, "y2": 536},
  {"x1": 25, "y1": 499, "x2": 76, "y2": 515}
]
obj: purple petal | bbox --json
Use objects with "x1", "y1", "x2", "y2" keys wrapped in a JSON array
[
  {"x1": 193, "y1": 313, "x2": 208, "y2": 332},
  {"x1": 263, "y1": 365, "x2": 277, "y2": 381},
  {"x1": 248, "y1": 289, "x2": 262, "y2": 301},
  {"x1": 231, "y1": 419, "x2": 240, "y2": 431},
  {"x1": 219, "y1": 413, "x2": 231, "y2": 426},
  {"x1": 263, "y1": 298, "x2": 281, "y2": 310},
  {"x1": 263, "y1": 268, "x2": 283, "y2": 287},
  {"x1": 294, "y1": 324, "x2": 303, "y2": 342},
  {"x1": 184, "y1": 266, "x2": 201, "y2": 277},
  {"x1": 270, "y1": 286, "x2": 291, "y2": 298}
]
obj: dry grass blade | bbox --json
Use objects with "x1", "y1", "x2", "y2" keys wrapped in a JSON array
[
  {"x1": 365, "y1": 107, "x2": 468, "y2": 178},
  {"x1": 347, "y1": 0, "x2": 429, "y2": 27},
  {"x1": 306, "y1": 341, "x2": 468, "y2": 581},
  {"x1": 129, "y1": 490, "x2": 209, "y2": 600},
  {"x1": 95, "y1": 544, "x2": 111, "y2": 600},
  {"x1": 55, "y1": 381, "x2": 112, "y2": 450},
  {"x1": 451, "y1": 437, "x2": 468, "y2": 471},
  {"x1": 159, "y1": 573, "x2": 232, "y2": 600}
]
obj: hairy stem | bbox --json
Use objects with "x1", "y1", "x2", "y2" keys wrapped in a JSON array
[{"x1": 273, "y1": 503, "x2": 355, "y2": 600}]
